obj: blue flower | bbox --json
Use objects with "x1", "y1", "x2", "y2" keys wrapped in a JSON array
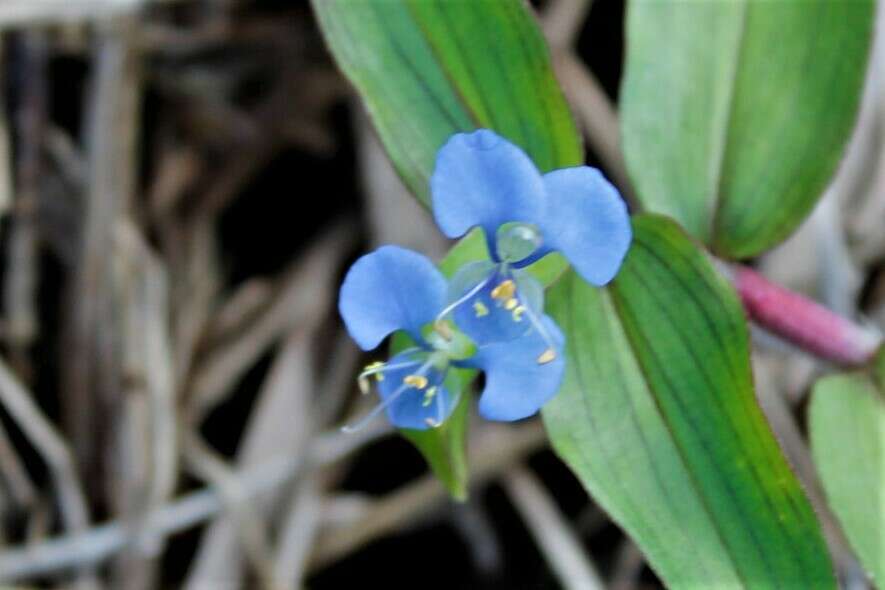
[
  {"x1": 425, "y1": 129, "x2": 631, "y2": 389},
  {"x1": 431, "y1": 129, "x2": 632, "y2": 287},
  {"x1": 338, "y1": 245, "x2": 565, "y2": 430}
]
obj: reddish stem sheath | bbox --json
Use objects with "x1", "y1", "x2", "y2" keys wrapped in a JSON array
[{"x1": 732, "y1": 265, "x2": 881, "y2": 366}]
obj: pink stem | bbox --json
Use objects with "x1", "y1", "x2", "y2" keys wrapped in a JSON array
[{"x1": 731, "y1": 265, "x2": 881, "y2": 366}]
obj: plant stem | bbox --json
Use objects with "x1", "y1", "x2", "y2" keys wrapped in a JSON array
[{"x1": 730, "y1": 264, "x2": 881, "y2": 366}]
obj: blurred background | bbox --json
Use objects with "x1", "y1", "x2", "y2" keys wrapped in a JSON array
[{"x1": 0, "y1": 0, "x2": 881, "y2": 588}]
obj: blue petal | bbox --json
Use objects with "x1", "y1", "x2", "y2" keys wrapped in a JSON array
[
  {"x1": 469, "y1": 316, "x2": 565, "y2": 422},
  {"x1": 431, "y1": 130, "x2": 546, "y2": 259},
  {"x1": 338, "y1": 246, "x2": 446, "y2": 350},
  {"x1": 538, "y1": 167, "x2": 631, "y2": 286},
  {"x1": 378, "y1": 352, "x2": 455, "y2": 430},
  {"x1": 448, "y1": 263, "x2": 543, "y2": 347}
]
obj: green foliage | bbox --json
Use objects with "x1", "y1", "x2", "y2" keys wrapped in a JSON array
[
  {"x1": 810, "y1": 373, "x2": 885, "y2": 586},
  {"x1": 312, "y1": 0, "x2": 582, "y2": 205},
  {"x1": 543, "y1": 215, "x2": 834, "y2": 588},
  {"x1": 317, "y1": 0, "x2": 865, "y2": 582},
  {"x1": 621, "y1": 0, "x2": 874, "y2": 258},
  {"x1": 401, "y1": 369, "x2": 472, "y2": 500}
]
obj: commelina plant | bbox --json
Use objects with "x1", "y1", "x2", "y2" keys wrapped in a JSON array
[{"x1": 338, "y1": 129, "x2": 631, "y2": 431}]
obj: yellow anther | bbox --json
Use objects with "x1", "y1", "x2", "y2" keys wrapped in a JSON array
[
  {"x1": 422, "y1": 386, "x2": 438, "y2": 407},
  {"x1": 473, "y1": 301, "x2": 489, "y2": 317},
  {"x1": 434, "y1": 319, "x2": 454, "y2": 340},
  {"x1": 490, "y1": 279, "x2": 516, "y2": 302},
  {"x1": 512, "y1": 305, "x2": 526, "y2": 322},
  {"x1": 504, "y1": 298, "x2": 518, "y2": 311},
  {"x1": 537, "y1": 348, "x2": 556, "y2": 365},
  {"x1": 404, "y1": 374, "x2": 429, "y2": 389},
  {"x1": 358, "y1": 376, "x2": 371, "y2": 395},
  {"x1": 364, "y1": 361, "x2": 385, "y2": 382}
]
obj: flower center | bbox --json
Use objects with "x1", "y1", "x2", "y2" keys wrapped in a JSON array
[
  {"x1": 496, "y1": 222, "x2": 542, "y2": 264},
  {"x1": 439, "y1": 261, "x2": 557, "y2": 365},
  {"x1": 424, "y1": 322, "x2": 476, "y2": 361}
]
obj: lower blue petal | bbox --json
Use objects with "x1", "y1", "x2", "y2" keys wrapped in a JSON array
[
  {"x1": 539, "y1": 167, "x2": 631, "y2": 286},
  {"x1": 339, "y1": 246, "x2": 447, "y2": 350},
  {"x1": 378, "y1": 351, "x2": 456, "y2": 430},
  {"x1": 468, "y1": 316, "x2": 565, "y2": 422}
]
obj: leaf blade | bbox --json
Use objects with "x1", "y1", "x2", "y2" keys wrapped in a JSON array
[
  {"x1": 621, "y1": 1, "x2": 874, "y2": 258},
  {"x1": 313, "y1": 0, "x2": 582, "y2": 206},
  {"x1": 543, "y1": 214, "x2": 835, "y2": 588},
  {"x1": 810, "y1": 373, "x2": 885, "y2": 586}
]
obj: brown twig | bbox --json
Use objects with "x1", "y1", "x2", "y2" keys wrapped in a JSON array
[
  {"x1": 550, "y1": 51, "x2": 634, "y2": 203},
  {"x1": 5, "y1": 32, "x2": 47, "y2": 379},
  {"x1": 0, "y1": 358, "x2": 91, "y2": 553},
  {"x1": 308, "y1": 421, "x2": 547, "y2": 571},
  {"x1": 502, "y1": 465, "x2": 605, "y2": 590},
  {"x1": 184, "y1": 329, "x2": 318, "y2": 589},
  {"x1": 609, "y1": 540, "x2": 644, "y2": 590},
  {"x1": 63, "y1": 16, "x2": 141, "y2": 486},
  {"x1": 182, "y1": 431, "x2": 282, "y2": 590},
  {"x1": 542, "y1": 0, "x2": 593, "y2": 51},
  {"x1": 0, "y1": 422, "x2": 392, "y2": 583},
  {"x1": 110, "y1": 222, "x2": 177, "y2": 590},
  {"x1": 184, "y1": 219, "x2": 357, "y2": 423},
  {"x1": 0, "y1": 418, "x2": 36, "y2": 511}
]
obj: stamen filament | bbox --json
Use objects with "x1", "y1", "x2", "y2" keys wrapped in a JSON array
[
  {"x1": 514, "y1": 285, "x2": 558, "y2": 365},
  {"x1": 434, "y1": 271, "x2": 496, "y2": 335}
]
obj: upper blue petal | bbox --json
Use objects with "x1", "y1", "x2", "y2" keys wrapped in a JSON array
[
  {"x1": 378, "y1": 351, "x2": 456, "y2": 430},
  {"x1": 468, "y1": 316, "x2": 565, "y2": 422},
  {"x1": 431, "y1": 130, "x2": 546, "y2": 259},
  {"x1": 537, "y1": 167, "x2": 631, "y2": 286},
  {"x1": 338, "y1": 246, "x2": 447, "y2": 350}
]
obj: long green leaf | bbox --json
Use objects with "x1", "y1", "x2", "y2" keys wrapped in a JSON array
[
  {"x1": 621, "y1": 0, "x2": 873, "y2": 258},
  {"x1": 543, "y1": 214, "x2": 834, "y2": 588},
  {"x1": 312, "y1": 0, "x2": 582, "y2": 205},
  {"x1": 401, "y1": 368, "x2": 472, "y2": 500},
  {"x1": 810, "y1": 373, "x2": 885, "y2": 586}
]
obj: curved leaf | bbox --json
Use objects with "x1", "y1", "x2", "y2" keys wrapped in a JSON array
[
  {"x1": 543, "y1": 214, "x2": 834, "y2": 588},
  {"x1": 810, "y1": 372, "x2": 885, "y2": 586},
  {"x1": 312, "y1": 0, "x2": 582, "y2": 206},
  {"x1": 621, "y1": 1, "x2": 874, "y2": 258}
]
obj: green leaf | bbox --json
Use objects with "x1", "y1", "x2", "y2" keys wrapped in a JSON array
[
  {"x1": 401, "y1": 367, "x2": 472, "y2": 501},
  {"x1": 621, "y1": 1, "x2": 874, "y2": 259},
  {"x1": 312, "y1": 0, "x2": 582, "y2": 206},
  {"x1": 810, "y1": 373, "x2": 885, "y2": 586},
  {"x1": 543, "y1": 214, "x2": 835, "y2": 588}
]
